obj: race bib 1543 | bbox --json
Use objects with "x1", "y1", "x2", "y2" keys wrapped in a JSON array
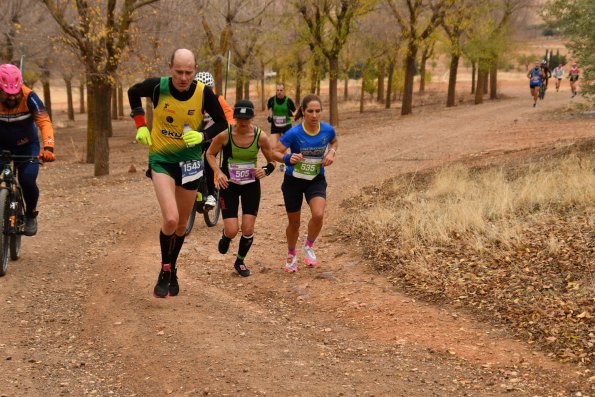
[{"x1": 180, "y1": 159, "x2": 203, "y2": 184}]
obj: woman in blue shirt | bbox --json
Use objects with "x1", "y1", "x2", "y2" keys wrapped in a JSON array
[{"x1": 273, "y1": 94, "x2": 338, "y2": 273}]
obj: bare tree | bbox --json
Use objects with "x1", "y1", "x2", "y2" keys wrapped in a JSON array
[
  {"x1": 41, "y1": 0, "x2": 159, "y2": 176},
  {"x1": 231, "y1": 19, "x2": 264, "y2": 102},
  {"x1": 386, "y1": 0, "x2": 445, "y2": 115},
  {"x1": 198, "y1": 0, "x2": 272, "y2": 94},
  {"x1": 0, "y1": 0, "x2": 36, "y2": 62},
  {"x1": 441, "y1": 0, "x2": 478, "y2": 107},
  {"x1": 418, "y1": 38, "x2": 435, "y2": 93},
  {"x1": 296, "y1": 0, "x2": 371, "y2": 125}
]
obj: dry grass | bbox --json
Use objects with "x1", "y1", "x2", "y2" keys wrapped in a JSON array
[
  {"x1": 340, "y1": 139, "x2": 595, "y2": 366},
  {"x1": 357, "y1": 153, "x2": 594, "y2": 249}
]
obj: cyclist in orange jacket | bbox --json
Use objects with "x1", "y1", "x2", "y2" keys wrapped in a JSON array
[{"x1": 0, "y1": 64, "x2": 55, "y2": 236}]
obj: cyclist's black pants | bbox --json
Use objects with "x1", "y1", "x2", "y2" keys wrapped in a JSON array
[
  {"x1": 203, "y1": 140, "x2": 215, "y2": 196},
  {"x1": 0, "y1": 142, "x2": 40, "y2": 215}
]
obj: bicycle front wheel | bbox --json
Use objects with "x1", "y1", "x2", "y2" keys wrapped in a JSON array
[
  {"x1": 203, "y1": 187, "x2": 220, "y2": 227},
  {"x1": 0, "y1": 189, "x2": 11, "y2": 276},
  {"x1": 9, "y1": 190, "x2": 23, "y2": 260},
  {"x1": 184, "y1": 200, "x2": 199, "y2": 237}
]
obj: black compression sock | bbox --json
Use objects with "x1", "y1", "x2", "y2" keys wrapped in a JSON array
[
  {"x1": 237, "y1": 234, "x2": 254, "y2": 260},
  {"x1": 170, "y1": 234, "x2": 186, "y2": 268},
  {"x1": 159, "y1": 230, "x2": 176, "y2": 264}
]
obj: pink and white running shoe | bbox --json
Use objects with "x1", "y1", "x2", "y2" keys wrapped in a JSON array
[
  {"x1": 284, "y1": 254, "x2": 298, "y2": 273},
  {"x1": 302, "y1": 245, "x2": 318, "y2": 267}
]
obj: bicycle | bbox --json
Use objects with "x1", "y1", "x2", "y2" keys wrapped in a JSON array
[
  {"x1": 539, "y1": 83, "x2": 547, "y2": 100},
  {"x1": 0, "y1": 150, "x2": 39, "y2": 276},
  {"x1": 184, "y1": 145, "x2": 221, "y2": 235}
]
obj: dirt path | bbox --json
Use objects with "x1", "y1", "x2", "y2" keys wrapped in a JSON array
[{"x1": 0, "y1": 83, "x2": 593, "y2": 397}]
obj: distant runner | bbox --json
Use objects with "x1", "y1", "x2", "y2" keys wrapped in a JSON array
[
  {"x1": 568, "y1": 62, "x2": 579, "y2": 98},
  {"x1": 267, "y1": 83, "x2": 296, "y2": 171},
  {"x1": 527, "y1": 61, "x2": 543, "y2": 107},
  {"x1": 552, "y1": 64, "x2": 564, "y2": 92}
]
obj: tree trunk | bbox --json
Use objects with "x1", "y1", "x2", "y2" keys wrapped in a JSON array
[
  {"x1": 111, "y1": 87, "x2": 118, "y2": 120},
  {"x1": 260, "y1": 68, "x2": 266, "y2": 111},
  {"x1": 316, "y1": 79, "x2": 321, "y2": 97},
  {"x1": 92, "y1": 80, "x2": 111, "y2": 176},
  {"x1": 65, "y1": 78, "x2": 75, "y2": 121},
  {"x1": 483, "y1": 71, "x2": 488, "y2": 94},
  {"x1": 295, "y1": 60, "x2": 302, "y2": 105},
  {"x1": 489, "y1": 60, "x2": 498, "y2": 100},
  {"x1": 310, "y1": 65, "x2": 317, "y2": 94},
  {"x1": 471, "y1": 61, "x2": 476, "y2": 94},
  {"x1": 475, "y1": 63, "x2": 487, "y2": 105},
  {"x1": 328, "y1": 57, "x2": 339, "y2": 126},
  {"x1": 86, "y1": 79, "x2": 95, "y2": 164},
  {"x1": 377, "y1": 62, "x2": 385, "y2": 103},
  {"x1": 344, "y1": 77, "x2": 349, "y2": 101},
  {"x1": 359, "y1": 64, "x2": 368, "y2": 113},
  {"x1": 243, "y1": 77, "x2": 249, "y2": 100},
  {"x1": 118, "y1": 84, "x2": 124, "y2": 117},
  {"x1": 446, "y1": 54, "x2": 460, "y2": 107},
  {"x1": 215, "y1": 57, "x2": 224, "y2": 95},
  {"x1": 41, "y1": 70, "x2": 52, "y2": 120},
  {"x1": 420, "y1": 52, "x2": 428, "y2": 93},
  {"x1": 386, "y1": 61, "x2": 395, "y2": 109},
  {"x1": 235, "y1": 77, "x2": 243, "y2": 102},
  {"x1": 79, "y1": 80, "x2": 85, "y2": 114},
  {"x1": 401, "y1": 44, "x2": 418, "y2": 116}
]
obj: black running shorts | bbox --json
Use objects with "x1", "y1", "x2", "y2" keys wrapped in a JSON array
[
  {"x1": 281, "y1": 174, "x2": 327, "y2": 213},
  {"x1": 219, "y1": 179, "x2": 261, "y2": 219}
]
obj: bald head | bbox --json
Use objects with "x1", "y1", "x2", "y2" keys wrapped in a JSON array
[
  {"x1": 169, "y1": 48, "x2": 197, "y2": 92},
  {"x1": 170, "y1": 48, "x2": 196, "y2": 67}
]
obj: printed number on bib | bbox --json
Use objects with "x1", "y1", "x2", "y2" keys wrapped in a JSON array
[
  {"x1": 180, "y1": 159, "x2": 203, "y2": 184},
  {"x1": 229, "y1": 162, "x2": 256, "y2": 185},
  {"x1": 293, "y1": 157, "x2": 322, "y2": 180},
  {"x1": 273, "y1": 116, "x2": 287, "y2": 127},
  {"x1": 531, "y1": 76, "x2": 540, "y2": 82}
]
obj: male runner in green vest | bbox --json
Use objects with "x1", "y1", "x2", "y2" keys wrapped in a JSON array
[{"x1": 267, "y1": 83, "x2": 296, "y2": 170}]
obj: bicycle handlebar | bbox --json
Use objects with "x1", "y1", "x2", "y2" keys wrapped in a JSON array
[{"x1": 0, "y1": 150, "x2": 42, "y2": 164}]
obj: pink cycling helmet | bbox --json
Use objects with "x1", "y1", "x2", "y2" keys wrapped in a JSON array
[{"x1": 0, "y1": 64, "x2": 23, "y2": 95}]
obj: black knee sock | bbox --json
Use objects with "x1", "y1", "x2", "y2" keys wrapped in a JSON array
[
  {"x1": 236, "y1": 234, "x2": 253, "y2": 263},
  {"x1": 170, "y1": 234, "x2": 186, "y2": 269},
  {"x1": 159, "y1": 230, "x2": 176, "y2": 265}
]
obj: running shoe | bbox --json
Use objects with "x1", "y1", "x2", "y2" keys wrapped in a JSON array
[
  {"x1": 284, "y1": 254, "x2": 298, "y2": 273},
  {"x1": 169, "y1": 267, "x2": 179, "y2": 296},
  {"x1": 234, "y1": 260, "x2": 251, "y2": 277},
  {"x1": 154, "y1": 264, "x2": 171, "y2": 298},
  {"x1": 302, "y1": 245, "x2": 318, "y2": 267},
  {"x1": 205, "y1": 195, "x2": 217, "y2": 208},
  {"x1": 218, "y1": 230, "x2": 231, "y2": 254}
]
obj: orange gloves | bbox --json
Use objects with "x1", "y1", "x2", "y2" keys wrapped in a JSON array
[{"x1": 39, "y1": 147, "x2": 55, "y2": 162}]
